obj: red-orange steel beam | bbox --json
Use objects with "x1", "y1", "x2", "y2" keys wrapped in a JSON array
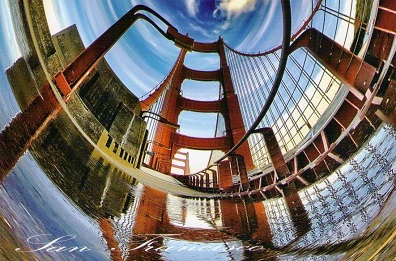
[
  {"x1": 182, "y1": 66, "x2": 222, "y2": 81},
  {"x1": 375, "y1": 9, "x2": 396, "y2": 34},
  {"x1": 219, "y1": 58, "x2": 255, "y2": 170},
  {"x1": 171, "y1": 151, "x2": 191, "y2": 175},
  {"x1": 254, "y1": 127, "x2": 291, "y2": 180},
  {"x1": 147, "y1": 32, "x2": 190, "y2": 174},
  {"x1": 141, "y1": 50, "x2": 187, "y2": 111},
  {"x1": 214, "y1": 0, "x2": 291, "y2": 169},
  {"x1": 284, "y1": 192, "x2": 311, "y2": 235},
  {"x1": 177, "y1": 96, "x2": 226, "y2": 113},
  {"x1": 203, "y1": 172, "x2": 210, "y2": 188},
  {"x1": 218, "y1": 160, "x2": 234, "y2": 191},
  {"x1": 171, "y1": 132, "x2": 231, "y2": 151},
  {"x1": 98, "y1": 218, "x2": 123, "y2": 261},
  {"x1": 289, "y1": 28, "x2": 376, "y2": 99},
  {"x1": 206, "y1": 169, "x2": 218, "y2": 189},
  {"x1": 149, "y1": 51, "x2": 185, "y2": 174},
  {"x1": 192, "y1": 41, "x2": 219, "y2": 53},
  {"x1": 60, "y1": 5, "x2": 178, "y2": 91},
  {"x1": 171, "y1": 164, "x2": 185, "y2": 170},
  {"x1": 251, "y1": 201, "x2": 273, "y2": 246},
  {"x1": 380, "y1": 0, "x2": 396, "y2": 10},
  {"x1": 166, "y1": 26, "x2": 194, "y2": 50},
  {"x1": 151, "y1": 38, "x2": 254, "y2": 176},
  {"x1": 369, "y1": 30, "x2": 394, "y2": 61},
  {"x1": 233, "y1": 154, "x2": 250, "y2": 190},
  {"x1": 220, "y1": 199, "x2": 249, "y2": 236},
  {"x1": 199, "y1": 174, "x2": 204, "y2": 187}
]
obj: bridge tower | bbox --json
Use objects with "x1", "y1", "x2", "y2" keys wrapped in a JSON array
[{"x1": 149, "y1": 38, "x2": 254, "y2": 188}]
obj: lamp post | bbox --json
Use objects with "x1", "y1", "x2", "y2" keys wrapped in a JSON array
[{"x1": 141, "y1": 111, "x2": 180, "y2": 129}]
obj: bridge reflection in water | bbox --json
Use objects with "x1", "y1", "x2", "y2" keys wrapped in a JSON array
[
  {"x1": 0, "y1": 103, "x2": 395, "y2": 259},
  {"x1": 1, "y1": 0, "x2": 396, "y2": 260}
]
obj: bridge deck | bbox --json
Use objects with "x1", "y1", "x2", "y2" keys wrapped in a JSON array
[{"x1": 127, "y1": 166, "x2": 215, "y2": 198}]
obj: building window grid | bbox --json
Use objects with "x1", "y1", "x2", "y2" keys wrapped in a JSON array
[
  {"x1": 293, "y1": 125, "x2": 396, "y2": 248},
  {"x1": 226, "y1": 43, "x2": 342, "y2": 169},
  {"x1": 229, "y1": 52, "x2": 269, "y2": 123},
  {"x1": 229, "y1": 52, "x2": 259, "y2": 130},
  {"x1": 272, "y1": 52, "x2": 338, "y2": 143},
  {"x1": 290, "y1": 50, "x2": 338, "y2": 105},
  {"x1": 319, "y1": 2, "x2": 357, "y2": 43}
]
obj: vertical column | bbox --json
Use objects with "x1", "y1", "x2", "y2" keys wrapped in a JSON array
[
  {"x1": 133, "y1": 186, "x2": 167, "y2": 234},
  {"x1": 255, "y1": 128, "x2": 311, "y2": 237},
  {"x1": 150, "y1": 50, "x2": 187, "y2": 174},
  {"x1": 218, "y1": 160, "x2": 234, "y2": 191},
  {"x1": 205, "y1": 169, "x2": 218, "y2": 189},
  {"x1": 220, "y1": 199, "x2": 248, "y2": 235},
  {"x1": 218, "y1": 39, "x2": 254, "y2": 172},
  {"x1": 255, "y1": 127, "x2": 295, "y2": 196},
  {"x1": 204, "y1": 172, "x2": 210, "y2": 188},
  {"x1": 199, "y1": 174, "x2": 204, "y2": 187}
]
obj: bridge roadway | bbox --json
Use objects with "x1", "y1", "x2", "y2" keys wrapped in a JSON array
[{"x1": 124, "y1": 165, "x2": 215, "y2": 198}]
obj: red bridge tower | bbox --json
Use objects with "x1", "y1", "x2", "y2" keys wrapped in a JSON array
[{"x1": 149, "y1": 38, "x2": 254, "y2": 189}]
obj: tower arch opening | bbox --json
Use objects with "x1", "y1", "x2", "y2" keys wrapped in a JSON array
[{"x1": 181, "y1": 80, "x2": 222, "y2": 101}]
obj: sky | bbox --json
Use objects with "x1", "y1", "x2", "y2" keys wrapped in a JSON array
[
  {"x1": 0, "y1": 0, "x2": 354, "y2": 173},
  {"x1": 41, "y1": 0, "x2": 318, "y2": 172},
  {"x1": 44, "y1": 0, "x2": 311, "y2": 172},
  {"x1": 0, "y1": 2, "x2": 24, "y2": 129},
  {"x1": 43, "y1": 0, "x2": 315, "y2": 97}
]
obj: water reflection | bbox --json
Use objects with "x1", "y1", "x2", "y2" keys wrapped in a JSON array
[
  {"x1": 110, "y1": 123, "x2": 394, "y2": 260},
  {"x1": 0, "y1": 99, "x2": 395, "y2": 260},
  {"x1": 1, "y1": 1, "x2": 396, "y2": 260},
  {"x1": 31, "y1": 121, "x2": 137, "y2": 219}
]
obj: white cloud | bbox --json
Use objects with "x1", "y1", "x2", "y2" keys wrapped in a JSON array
[
  {"x1": 185, "y1": 0, "x2": 199, "y2": 17},
  {"x1": 214, "y1": 0, "x2": 257, "y2": 19}
]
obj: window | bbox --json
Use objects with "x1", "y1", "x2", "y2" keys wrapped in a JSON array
[{"x1": 105, "y1": 135, "x2": 113, "y2": 148}]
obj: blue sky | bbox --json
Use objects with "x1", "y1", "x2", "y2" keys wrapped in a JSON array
[
  {"x1": 1, "y1": 0, "x2": 352, "y2": 173},
  {"x1": 0, "y1": 2, "x2": 23, "y2": 129},
  {"x1": 43, "y1": 0, "x2": 315, "y2": 97},
  {"x1": 41, "y1": 0, "x2": 318, "y2": 172}
]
